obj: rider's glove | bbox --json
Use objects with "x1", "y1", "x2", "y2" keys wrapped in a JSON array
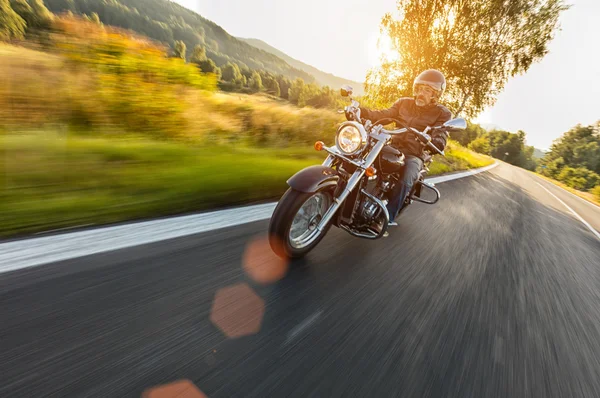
[
  {"x1": 431, "y1": 136, "x2": 446, "y2": 151},
  {"x1": 422, "y1": 133, "x2": 432, "y2": 142}
]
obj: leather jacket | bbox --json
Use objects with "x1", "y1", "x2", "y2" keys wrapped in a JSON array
[{"x1": 360, "y1": 97, "x2": 452, "y2": 159}]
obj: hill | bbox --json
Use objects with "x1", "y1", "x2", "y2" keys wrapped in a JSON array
[
  {"x1": 239, "y1": 37, "x2": 364, "y2": 95},
  {"x1": 44, "y1": 0, "x2": 317, "y2": 83},
  {"x1": 533, "y1": 148, "x2": 546, "y2": 159}
]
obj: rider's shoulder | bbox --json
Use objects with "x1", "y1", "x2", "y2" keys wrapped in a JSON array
[
  {"x1": 393, "y1": 97, "x2": 414, "y2": 107},
  {"x1": 436, "y1": 103, "x2": 452, "y2": 118}
]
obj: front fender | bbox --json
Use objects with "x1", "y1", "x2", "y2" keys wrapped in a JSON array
[{"x1": 287, "y1": 165, "x2": 339, "y2": 193}]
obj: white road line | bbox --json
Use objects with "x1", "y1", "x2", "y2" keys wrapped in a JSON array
[
  {"x1": 535, "y1": 182, "x2": 600, "y2": 241},
  {"x1": 427, "y1": 162, "x2": 498, "y2": 184},
  {"x1": 284, "y1": 311, "x2": 322, "y2": 345},
  {"x1": 531, "y1": 173, "x2": 600, "y2": 211},
  {"x1": 0, "y1": 162, "x2": 498, "y2": 273}
]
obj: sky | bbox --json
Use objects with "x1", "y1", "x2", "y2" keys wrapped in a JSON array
[{"x1": 175, "y1": 0, "x2": 599, "y2": 150}]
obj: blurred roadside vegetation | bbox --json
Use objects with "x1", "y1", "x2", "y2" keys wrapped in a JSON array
[
  {"x1": 0, "y1": 8, "x2": 493, "y2": 237},
  {"x1": 536, "y1": 122, "x2": 600, "y2": 204}
]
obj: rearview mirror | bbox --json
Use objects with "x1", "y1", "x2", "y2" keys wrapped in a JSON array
[
  {"x1": 443, "y1": 118, "x2": 467, "y2": 131},
  {"x1": 340, "y1": 85, "x2": 353, "y2": 97}
]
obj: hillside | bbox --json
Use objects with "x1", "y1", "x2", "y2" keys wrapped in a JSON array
[
  {"x1": 0, "y1": 11, "x2": 494, "y2": 237},
  {"x1": 44, "y1": 0, "x2": 317, "y2": 83},
  {"x1": 239, "y1": 37, "x2": 364, "y2": 95},
  {"x1": 533, "y1": 148, "x2": 546, "y2": 159}
]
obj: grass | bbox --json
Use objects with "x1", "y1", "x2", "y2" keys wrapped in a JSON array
[
  {"x1": 1, "y1": 132, "x2": 493, "y2": 238},
  {"x1": 428, "y1": 141, "x2": 494, "y2": 175}
]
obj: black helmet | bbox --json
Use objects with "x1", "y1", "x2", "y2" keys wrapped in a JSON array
[{"x1": 413, "y1": 69, "x2": 446, "y2": 98}]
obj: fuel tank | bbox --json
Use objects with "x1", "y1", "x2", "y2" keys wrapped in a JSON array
[{"x1": 378, "y1": 145, "x2": 405, "y2": 174}]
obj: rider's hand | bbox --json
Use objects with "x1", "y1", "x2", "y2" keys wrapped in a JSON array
[
  {"x1": 344, "y1": 107, "x2": 354, "y2": 121},
  {"x1": 422, "y1": 133, "x2": 432, "y2": 142}
]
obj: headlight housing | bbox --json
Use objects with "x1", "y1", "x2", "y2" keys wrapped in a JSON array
[{"x1": 335, "y1": 121, "x2": 368, "y2": 156}]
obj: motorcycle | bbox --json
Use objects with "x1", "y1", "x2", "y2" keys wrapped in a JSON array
[{"x1": 268, "y1": 85, "x2": 467, "y2": 259}]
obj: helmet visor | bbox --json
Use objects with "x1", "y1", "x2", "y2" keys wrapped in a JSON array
[{"x1": 413, "y1": 83, "x2": 439, "y2": 97}]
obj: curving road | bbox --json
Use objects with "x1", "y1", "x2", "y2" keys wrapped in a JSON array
[{"x1": 1, "y1": 162, "x2": 600, "y2": 397}]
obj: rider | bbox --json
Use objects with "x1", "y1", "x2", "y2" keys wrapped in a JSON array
[{"x1": 358, "y1": 69, "x2": 452, "y2": 228}]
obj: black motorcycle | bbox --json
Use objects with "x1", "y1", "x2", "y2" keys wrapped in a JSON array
[{"x1": 268, "y1": 85, "x2": 466, "y2": 258}]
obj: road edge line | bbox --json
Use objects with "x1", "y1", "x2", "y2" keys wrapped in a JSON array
[
  {"x1": 0, "y1": 161, "x2": 499, "y2": 273},
  {"x1": 528, "y1": 171, "x2": 600, "y2": 211},
  {"x1": 535, "y1": 182, "x2": 600, "y2": 241}
]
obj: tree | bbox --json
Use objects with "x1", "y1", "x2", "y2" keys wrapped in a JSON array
[
  {"x1": 90, "y1": 12, "x2": 101, "y2": 25},
  {"x1": 449, "y1": 121, "x2": 485, "y2": 146},
  {"x1": 0, "y1": 0, "x2": 26, "y2": 41},
  {"x1": 268, "y1": 79, "x2": 280, "y2": 97},
  {"x1": 9, "y1": 0, "x2": 32, "y2": 22},
  {"x1": 468, "y1": 135, "x2": 491, "y2": 154},
  {"x1": 288, "y1": 78, "x2": 306, "y2": 106},
  {"x1": 249, "y1": 71, "x2": 263, "y2": 93},
  {"x1": 197, "y1": 58, "x2": 221, "y2": 80},
  {"x1": 190, "y1": 45, "x2": 207, "y2": 64},
  {"x1": 541, "y1": 122, "x2": 600, "y2": 174},
  {"x1": 556, "y1": 167, "x2": 599, "y2": 190},
  {"x1": 10, "y1": 0, "x2": 53, "y2": 30},
  {"x1": 365, "y1": 0, "x2": 569, "y2": 118},
  {"x1": 221, "y1": 62, "x2": 242, "y2": 82},
  {"x1": 277, "y1": 76, "x2": 291, "y2": 99},
  {"x1": 538, "y1": 121, "x2": 600, "y2": 189},
  {"x1": 173, "y1": 40, "x2": 186, "y2": 61}
]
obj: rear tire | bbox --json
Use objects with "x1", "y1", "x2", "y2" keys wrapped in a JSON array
[{"x1": 268, "y1": 188, "x2": 333, "y2": 259}]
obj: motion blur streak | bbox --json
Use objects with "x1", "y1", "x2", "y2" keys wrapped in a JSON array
[{"x1": 0, "y1": 163, "x2": 599, "y2": 397}]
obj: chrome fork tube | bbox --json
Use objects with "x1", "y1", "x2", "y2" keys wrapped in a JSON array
[
  {"x1": 322, "y1": 155, "x2": 334, "y2": 167},
  {"x1": 316, "y1": 140, "x2": 386, "y2": 232}
]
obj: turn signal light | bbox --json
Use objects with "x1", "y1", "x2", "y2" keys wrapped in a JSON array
[
  {"x1": 314, "y1": 141, "x2": 325, "y2": 151},
  {"x1": 366, "y1": 166, "x2": 377, "y2": 177}
]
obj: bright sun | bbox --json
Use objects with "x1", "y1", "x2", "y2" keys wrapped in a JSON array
[{"x1": 367, "y1": 32, "x2": 399, "y2": 69}]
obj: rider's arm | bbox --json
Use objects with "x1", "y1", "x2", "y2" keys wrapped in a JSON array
[
  {"x1": 359, "y1": 99, "x2": 403, "y2": 123},
  {"x1": 430, "y1": 106, "x2": 453, "y2": 150}
]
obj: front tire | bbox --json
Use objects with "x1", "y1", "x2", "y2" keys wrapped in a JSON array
[{"x1": 268, "y1": 188, "x2": 333, "y2": 259}]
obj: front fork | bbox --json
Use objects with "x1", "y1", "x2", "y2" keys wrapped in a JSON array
[{"x1": 315, "y1": 140, "x2": 388, "y2": 233}]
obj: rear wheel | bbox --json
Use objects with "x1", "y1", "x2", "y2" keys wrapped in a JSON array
[{"x1": 268, "y1": 188, "x2": 333, "y2": 259}]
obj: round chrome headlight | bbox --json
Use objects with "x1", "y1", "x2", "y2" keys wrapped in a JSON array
[{"x1": 335, "y1": 122, "x2": 367, "y2": 155}]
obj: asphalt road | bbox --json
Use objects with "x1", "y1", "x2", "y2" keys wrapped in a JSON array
[{"x1": 1, "y1": 162, "x2": 600, "y2": 398}]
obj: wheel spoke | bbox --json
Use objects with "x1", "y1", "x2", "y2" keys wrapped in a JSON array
[{"x1": 289, "y1": 192, "x2": 331, "y2": 249}]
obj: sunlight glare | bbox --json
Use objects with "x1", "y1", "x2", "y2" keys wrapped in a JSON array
[{"x1": 367, "y1": 31, "x2": 399, "y2": 68}]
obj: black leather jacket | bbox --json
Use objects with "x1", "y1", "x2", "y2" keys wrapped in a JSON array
[{"x1": 360, "y1": 97, "x2": 452, "y2": 159}]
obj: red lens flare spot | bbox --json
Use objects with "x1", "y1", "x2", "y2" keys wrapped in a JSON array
[
  {"x1": 243, "y1": 236, "x2": 289, "y2": 284},
  {"x1": 142, "y1": 380, "x2": 207, "y2": 398},
  {"x1": 210, "y1": 283, "x2": 265, "y2": 338}
]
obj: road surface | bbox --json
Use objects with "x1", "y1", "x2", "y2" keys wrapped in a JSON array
[{"x1": 1, "y1": 162, "x2": 600, "y2": 397}]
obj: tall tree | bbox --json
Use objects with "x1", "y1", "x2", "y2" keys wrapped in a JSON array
[
  {"x1": 173, "y1": 40, "x2": 187, "y2": 60},
  {"x1": 366, "y1": 0, "x2": 569, "y2": 118},
  {"x1": 221, "y1": 62, "x2": 243, "y2": 84},
  {"x1": 288, "y1": 78, "x2": 306, "y2": 106},
  {"x1": 249, "y1": 70, "x2": 263, "y2": 93},
  {"x1": 540, "y1": 122, "x2": 600, "y2": 175},
  {"x1": 190, "y1": 45, "x2": 207, "y2": 64},
  {"x1": 0, "y1": 0, "x2": 26, "y2": 40},
  {"x1": 196, "y1": 58, "x2": 221, "y2": 80}
]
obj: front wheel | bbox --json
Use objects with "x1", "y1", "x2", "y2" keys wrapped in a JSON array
[{"x1": 268, "y1": 188, "x2": 333, "y2": 259}]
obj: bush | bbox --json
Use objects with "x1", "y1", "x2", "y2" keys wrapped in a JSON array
[
  {"x1": 468, "y1": 136, "x2": 491, "y2": 154},
  {"x1": 556, "y1": 166, "x2": 600, "y2": 191},
  {"x1": 1, "y1": 16, "x2": 217, "y2": 136},
  {"x1": 592, "y1": 185, "x2": 600, "y2": 200}
]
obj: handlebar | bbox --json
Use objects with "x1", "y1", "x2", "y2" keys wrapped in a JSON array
[
  {"x1": 378, "y1": 126, "x2": 445, "y2": 156},
  {"x1": 342, "y1": 103, "x2": 446, "y2": 156}
]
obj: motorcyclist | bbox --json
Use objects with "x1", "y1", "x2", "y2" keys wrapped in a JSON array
[{"x1": 358, "y1": 69, "x2": 452, "y2": 231}]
